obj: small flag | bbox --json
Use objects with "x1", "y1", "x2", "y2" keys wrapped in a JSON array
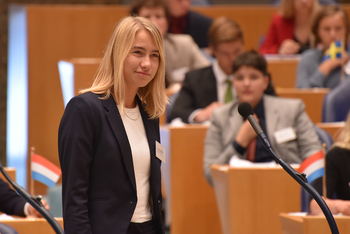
[
  {"x1": 31, "y1": 153, "x2": 61, "y2": 188},
  {"x1": 322, "y1": 40, "x2": 342, "y2": 61},
  {"x1": 298, "y1": 150, "x2": 324, "y2": 184}
]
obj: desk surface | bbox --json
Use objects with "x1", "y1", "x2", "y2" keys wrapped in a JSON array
[
  {"x1": 280, "y1": 213, "x2": 350, "y2": 234},
  {"x1": 0, "y1": 217, "x2": 63, "y2": 234}
]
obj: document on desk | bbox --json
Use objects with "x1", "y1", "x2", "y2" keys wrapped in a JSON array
[
  {"x1": 0, "y1": 214, "x2": 16, "y2": 220},
  {"x1": 229, "y1": 155, "x2": 300, "y2": 168}
]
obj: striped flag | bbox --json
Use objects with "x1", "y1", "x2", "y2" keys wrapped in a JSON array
[
  {"x1": 298, "y1": 150, "x2": 324, "y2": 184},
  {"x1": 31, "y1": 153, "x2": 61, "y2": 188}
]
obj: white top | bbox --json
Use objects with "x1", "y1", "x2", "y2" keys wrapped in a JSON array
[{"x1": 120, "y1": 105, "x2": 152, "y2": 223}]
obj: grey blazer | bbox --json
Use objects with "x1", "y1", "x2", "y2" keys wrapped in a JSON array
[
  {"x1": 203, "y1": 95, "x2": 322, "y2": 185},
  {"x1": 164, "y1": 33, "x2": 210, "y2": 85}
]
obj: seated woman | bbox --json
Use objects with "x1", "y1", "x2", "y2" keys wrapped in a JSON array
[
  {"x1": 130, "y1": 0, "x2": 210, "y2": 90},
  {"x1": 260, "y1": 0, "x2": 320, "y2": 55},
  {"x1": 296, "y1": 5, "x2": 350, "y2": 89},
  {"x1": 203, "y1": 50, "x2": 322, "y2": 185},
  {"x1": 310, "y1": 112, "x2": 350, "y2": 215}
]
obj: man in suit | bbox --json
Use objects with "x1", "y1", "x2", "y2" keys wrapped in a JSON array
[
  {"x1": 166, "y1": 0, "x2": 212, "y2": 48},
  {"x1": 203, "y1": 51, "x2": 322, "y2": 185},
  {"x1": 169, "y1": 17, "x2": 244, "y2": 123},
  {"x1": 0, "y1": 178, "x2": 50, "y2": 234}
]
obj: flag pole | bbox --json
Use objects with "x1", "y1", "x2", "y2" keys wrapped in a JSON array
[
  {"x1": 322, "y1": 143, "x2": 327, "y2": 198},
  {"x1": 341, "y1": 38, "x2": 345, "y2": 82},
  {"x1": 30, "y1": 147, "x2": 35, "y2": 196}
]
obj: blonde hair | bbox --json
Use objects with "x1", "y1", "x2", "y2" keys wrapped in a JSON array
[
  {"x1": 208, "y1": 17, "x2": 243, "y2": 49},
  {"x1": 279, "y1": 0, "x2": 320, "y2": 19},
  {"x1": 333, "y1": 112, "x2": 350, "y2": 150},
  {"x1": 81, "y1": 16, "x2": 168, "y2": 119}
]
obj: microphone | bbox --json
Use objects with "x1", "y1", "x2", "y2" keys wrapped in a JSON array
[
  {"x1": 237, "y1": 102, "x2": 271, "y2": 150},
  {"x1": 237, "y1": 102, "x2": 339, "y2": 234}
]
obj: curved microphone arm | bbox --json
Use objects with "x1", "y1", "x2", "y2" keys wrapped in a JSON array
[
  {"x1": 0, "y1": 162, "x2": 64, "y2": 234},
  {"x1": 237, "y1": 102, "x2": 339, "y2": 234},
  {"x1": 260, "y1": 133, "x2": 339, "y2": 234}
]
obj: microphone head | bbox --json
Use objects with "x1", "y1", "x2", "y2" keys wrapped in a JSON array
[{"x1": 238, "y1": 102, "x2": 253, "y2": 119}]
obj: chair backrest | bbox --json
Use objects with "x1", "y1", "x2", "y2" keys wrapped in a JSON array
[{"x1": 322, "y1": 78, "x2": 350, "y2": 122}]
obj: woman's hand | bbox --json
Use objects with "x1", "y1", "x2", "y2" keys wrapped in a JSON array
[
  {"x1": 319, "y1": 51, "x2": 349, "y2": 76},
  {"x1": 235, "y1": 114, "x2": 259, "y2": 148},
  {"x1": 278, "y1": 39, "x2": 301, "y2": 55}
]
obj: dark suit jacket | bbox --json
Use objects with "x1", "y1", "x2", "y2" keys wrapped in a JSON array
[
  {"x1": 170, "y1": 66, "x2": 217, "y2": 123},
  {"x1": 58, "y1": 92, "x2": 164, "y2": 234},
  {"x1": 0, "y1": 178, "x2": 26, "y2": 216},
  {"x1": 186, "y1": 11, "x2": 212, "y2": 48}
]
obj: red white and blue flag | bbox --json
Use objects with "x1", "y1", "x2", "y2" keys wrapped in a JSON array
[
  {"x1": 31, "y1": 153, "x2": 61, "y2": 188},
  {"x1": 298, "y1": 150, "x2": 324, "y2": 184}
]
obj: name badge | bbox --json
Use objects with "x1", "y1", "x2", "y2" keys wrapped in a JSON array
[
  {"x1": 156, "y1": 141, "x2": 166, "y2": 163},
  {"x1": 274, "y1": 127, "x2": 297, "y2": 144}
]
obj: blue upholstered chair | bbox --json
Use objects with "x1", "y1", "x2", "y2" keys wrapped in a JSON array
[{"x1": 322, "y1": 78, "x2": 350, "y2": 122}]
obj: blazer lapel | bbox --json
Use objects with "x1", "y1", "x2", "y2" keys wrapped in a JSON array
[
  {"x1": 264, "y1": 95, "x2": 280, "y2": 145},
  {"x1": 103, "y1": 96, "x2": 137, "y2": 192}
]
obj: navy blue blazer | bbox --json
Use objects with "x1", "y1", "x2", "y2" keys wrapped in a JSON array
[
  {"x1": 58, "y1": 92, "x2": 164, "y2": 234},
  {"x1": 0, "y1": 178, "x2": 26, "y2": 216}
]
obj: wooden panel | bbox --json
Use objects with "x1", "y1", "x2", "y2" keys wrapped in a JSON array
[
  {"x1": 194, "y1": 6, "x2": 277, "y2": 51},
  {"x1": 280, "y1": 213, "x2": 350, "y2": 234},
  {"x1": 267, "y1": 58, "x2": 300, "y2": 88},
  {"x1": 0, "y1": 218, "x2": 63, "y2": 234},
  {"x1": 212, "y1": 166, "x2": 300, "y2": 234},
  {"x1": 316, "y1": 122, "x2": 345, "y2": 140},
  {"x1": 167, "y1": 125, "x2": 222, "y2": 234},
  {"x1": 276, "y1": 88, "x2": 329, "y2": 123}
]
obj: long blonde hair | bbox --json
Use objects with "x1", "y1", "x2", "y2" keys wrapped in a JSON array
[
  {"x1": 81, "y1": 16, "x2": 168, "y2": 119},
  {"x1": 333, "y1": 112, "x2": 350, "y2": 150}
]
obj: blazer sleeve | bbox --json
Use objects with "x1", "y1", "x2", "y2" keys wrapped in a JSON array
[
  {"x1": 260, "y1": 14, "x2": 281, "y2": 54},
  {"x1": 169, "y1": 73, "x2": 199, "y2": 123},
  {"x1": 0, "y1": 178, "x2": 26, "y2": 216},
  {"x1": 58, "y1": 96, "x2": 96, "y2": 234},
  {"x1": 203, "y1": 108, "x2": 239, "y2": 186},
  {"x1": 293, "y1": 100, "x2": 322, "y2": 160}
]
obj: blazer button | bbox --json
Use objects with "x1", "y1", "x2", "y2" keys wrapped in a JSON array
[
  {"x1": 158, "y1": 200, "x2": 160, "y2": 203},
  {"x1": 129, "y1": 201, "x2": 133, "y2": 204}
]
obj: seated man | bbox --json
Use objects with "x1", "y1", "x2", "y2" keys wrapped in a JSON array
[
  {"x1": 0, "y1": 178, "x2": 50, "y2": 234},
  {"x1": 203, "y1": 51, "x2": 322, "y2": 185},
  {"x1": 170, "y1": 17, "x2": 244, "y2": 123}
]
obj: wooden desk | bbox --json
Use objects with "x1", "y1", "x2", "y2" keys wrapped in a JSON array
[
  {"x1": 316, "y1": 122, "x2": 345, "y2": 140},
  {"x1": 280, "y1": 213, "x2": 350, "y2": 234},
  {"x1": 0, "y1": 218, "x2": 63, "y2": 234},
  {"x1": 267, "y1": 57, "x2": 300, "y2": 88},
  {"x1": 276, "y1": 88, "x2": 329, "y2": 123},
  {"x1": 160, "y1": 125, "x2": 222, "y2": 234},
  {"x1": 211, "y1": 165, "x2": 300, "y2": 234}
]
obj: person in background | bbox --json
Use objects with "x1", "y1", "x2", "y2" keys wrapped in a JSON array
[
  {"x1": 59, "y1": 16, "x2": 167, "y2": 234},
  {"x1": 166, "y1": 0, "x2": 212, "y2": 48},
  {"x1": 260, "y1": 0, "x2": 320, "y2": 55},
  {"x1": 130, "y1": 0, "x2": 210, "y2": 89},
  {"x1": 203, "y1": 50, "x2": 322, "y2": 186},
  {"x1": 309, "y1": 112, "x2": 350, "y2": 215},
  {"x1": 296, "y1": 4, "x2": 350, "y2": 89},
  {"x1": 169, "y1": 17, "x2": 244, "y2": 124},
  {"x1": 0, "y1": 178, "x2": 50, "y2": 234}
]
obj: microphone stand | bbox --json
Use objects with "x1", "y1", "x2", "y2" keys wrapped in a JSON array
[
  {"x1": 257, "y1": 132, "x2": 339, "y2": 234},
  {"x1": 0, "y1": 161, "x2": 64, "y2": 234}
]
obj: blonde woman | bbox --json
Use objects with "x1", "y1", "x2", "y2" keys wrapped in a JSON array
[
  {"x1": 58, "y1": 16, "x2": 168, "y2": 234},
  {"x1": 260, "y1": 0, "x2": 320, "y2": 55},
  {"x1": 310, "y1": 112, "x2": 350, "y2": 215}
]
